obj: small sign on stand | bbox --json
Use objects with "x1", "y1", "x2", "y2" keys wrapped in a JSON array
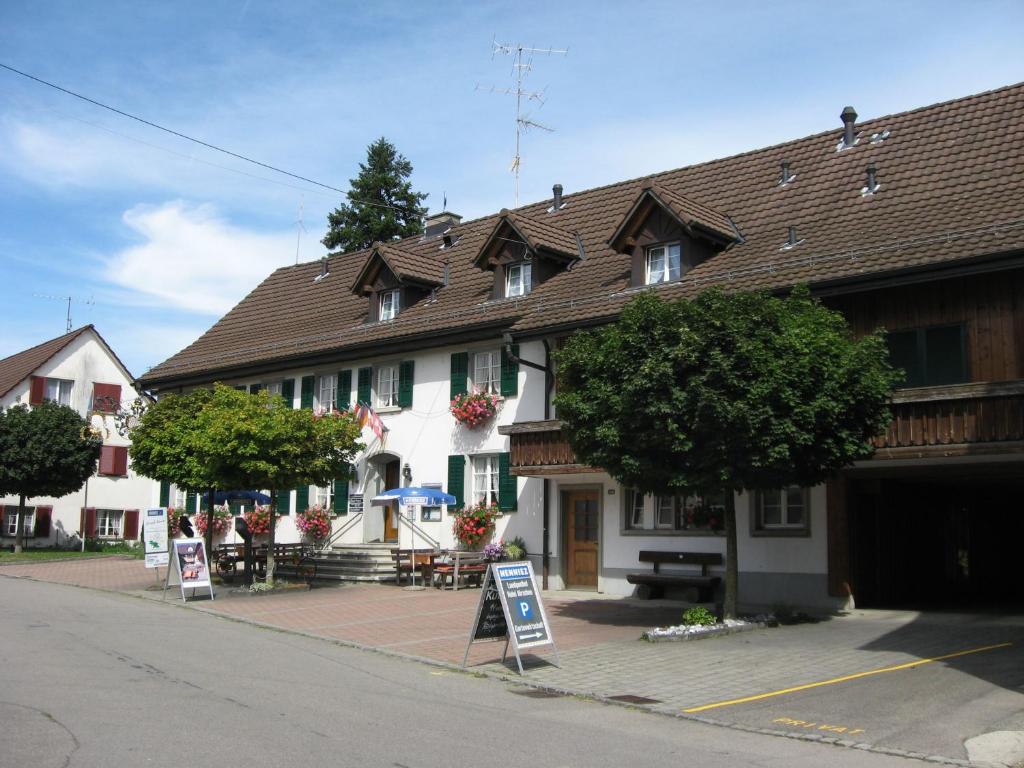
[
  {"x1": 462, "y1": 560, "x2": 558, "y2": 674},
  {"x1": 163, "y1": 538, "x2": 214, "y2": 603},
  {"x1": 143, "y1": 507, "x2": 169, "y2": 571}
]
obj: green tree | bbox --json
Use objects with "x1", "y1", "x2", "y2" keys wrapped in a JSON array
[
  {"x1": 190, "y1": 385, "x2": 363, "y2": 583},
  {"x1": 554, "y1": 287, "x2": 899, "y2": 617},
  {"x1": 0, "y1": 402, "x2": 101, "y2": 553},
  {"x1": 322, "y1": 137, "x2": 428, "y2": 252}
]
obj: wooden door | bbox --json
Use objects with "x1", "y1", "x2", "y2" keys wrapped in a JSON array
[
  {"x1": 565, "y1": 490, "x2": 599, "y2": 589},
  {"x1": 383, "y1": 460, "x2": 400, "y2": 542}
]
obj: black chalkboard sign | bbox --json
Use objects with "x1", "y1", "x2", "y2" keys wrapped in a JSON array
[{"x1": 471, "y1": 576, "x2": 507, "y2": 641}]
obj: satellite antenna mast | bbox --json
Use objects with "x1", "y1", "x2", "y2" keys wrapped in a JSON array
[
  {"x1": 477, "y1": 37, "x2": 567, "y2": 207},
  {"x1": 294, "y1": 194, "x2": 307, "y2": 265},
  {"x1": 33, "y1": 294, "x2": 95, "y2": 333}
]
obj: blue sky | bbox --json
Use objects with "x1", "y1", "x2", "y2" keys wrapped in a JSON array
[{"x1": 2, "y1": 1, "x2": 1023, "y2": 377}]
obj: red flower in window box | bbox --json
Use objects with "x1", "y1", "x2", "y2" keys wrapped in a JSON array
[
  {"x1": 451, "y1": 502, "x2": 498, "y2": 549},
  {"x1": 450, "y1": 392, "x2": 500, "y2": 428}
]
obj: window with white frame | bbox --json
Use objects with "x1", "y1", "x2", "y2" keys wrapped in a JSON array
[
  {"x1": 317, "y1": 373, "x2": 337, "y2": 412},
  {"x1": 379, "y1": 289, "x2": 400, "y2": 321},
  {"x1": 645, "y1": 243, "x2": 681, "y2": 285},
  {"x1": 472, "y1": 350, "x2": 501, "y2": 395},
  {"x1": 376, "y1": 364, "x2": 399, "y2": 408},
  {"x1": 44, "y1": 378, "x2": 73, "y2": 406},
  {"x1": 265, "y1": 381, "x2": 283, "y2": 398},
  {"x1": 96, "y1": 509, "x2": 123, "y2": 539},
  {"x1": 625, "y1": 489, "x2": 645, "y2": 530},
  {"x1": 315, "y1": 484, "x2": 334, "y2": 510},
  {"x1": 505, "y1": 261, "x2": 532, "y2": 297},
  {"x1": 472, "y1": 456, "x2": 500, "y2": 506},
  {"x1": 172, "y1": 486, "x2": 188, "y2": 510},
  {"x1": 755, "y1": 486, "x2": 809, "y2": 533},
  {"x1": 421, "y1": 482, "x2": 443, "y2": 522},
  {"x1": 652, "y1": 492, "x2": 726, "y2": 533},
  {"x1": 3, "y1": 506, "x2": 34, "y2": 537}
]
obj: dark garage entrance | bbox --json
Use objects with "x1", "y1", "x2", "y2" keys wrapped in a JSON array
[{"x1": 848, "y1": 471, "x2": 1024, "y2": 607}]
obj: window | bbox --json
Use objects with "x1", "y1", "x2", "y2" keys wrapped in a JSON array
[
  {"x1": 45, "y1": 378, "x2": 73, "y2": 406},
  {"x1": 96, "y1": 509, "x2": 123, "y2": 539},
  {"x1": 886, "y1": 324, "x2": 968, "y2": 387},
  {"x1": 625, "y1": 489, "x2": 645, "y2": 530},
  {"x1": 652, "y1": 492, "x2": 726, "y2": 533},
  {"x1": 265, "y1": 381, "x2": 283, "y2": 398},
  {"x1": 473, "y1": 351, "x2": 501, "y2": 395},
  {"x1": 376, "y1": 364, "x2": 399, "y2": 408},
  {"x1": 755, "y1": 486, "x2": 809, "y2": 534},
  {"x1": 172, "y1": 486, "x2": 188, "y2": 509},
  {"x1": 3, "y1": 506, "x2": 34, "y2": 537},
  {"x1": 645, "y1": 243, "x2": 681, "y2": 285},
  {"x1": 472, "y1": 456, "x2": 500, "y2": 506},
  {"x1": 92, "y1": 383, "x2": 121, "y2": 413},
  {"x1": 379, "y1": 289, "x2": 400, "y2": 321},
  {"x1": 421, "y1": 483, "x2": 443, "y2": 522},
  {"x1": 315, "y1": 484, "x2": 334, "y2": 510},
  {"x1": 505, "y1": 261, "x2": 532, "y2": 297},
  {"x1": 98, "y1": 445, "x2": 129, "y2": 477},
  {"x1": 317, "y1": 374, "x2": 337, "y2": 411}
]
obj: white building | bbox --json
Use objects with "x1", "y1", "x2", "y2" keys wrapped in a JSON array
[{"x1": 0, "y1": 326, "x2": 156, "y2": 547}]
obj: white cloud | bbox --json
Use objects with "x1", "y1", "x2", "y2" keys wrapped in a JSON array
[{"x1": 104, "y1": 201, "x2": 296, "y2": 315}]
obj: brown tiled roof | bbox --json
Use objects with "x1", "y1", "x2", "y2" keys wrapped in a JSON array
[
  {"x1": 142, "y1": 82, "x2": 1024, "y2": 386},
  {"x1": 610, "y1": 185, "x2": 737, "y2": 249},
  {"x1": 0, "y1": 326, "x2": 92, "y2": 399},
  {"x1": 365, "y1": 242, "x2": 446, "y2": 289}
]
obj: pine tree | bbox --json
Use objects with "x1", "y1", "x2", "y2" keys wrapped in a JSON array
[{"x1": 322, "y1": 137, "x2": 428, "y2": 252}]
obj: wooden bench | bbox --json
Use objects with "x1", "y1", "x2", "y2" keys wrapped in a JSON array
[
  {"x1": 626, "y1": 551, "x2": 723, "y2": 601},
  {"x1": 391, "y1": 548, "x2": 439, "y2": 586},
  {"x1": 214, "y1": 542, "x2": 310, "y2": 581},
  {"x1": 432, "y1": 550, "x2": 488, "y2": 591}
]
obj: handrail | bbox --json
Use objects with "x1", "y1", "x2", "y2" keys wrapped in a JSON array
[
  {"x1": 318, "y1": 511, "x2": 363, "y2": 552},
  {"x1": 397, "y1": 513, "x2": 440, "y2": 550}
]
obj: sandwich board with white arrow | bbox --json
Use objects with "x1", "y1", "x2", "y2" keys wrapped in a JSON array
[{"x1": 463, "y1": 560, "x2": 559, "y2": 674}]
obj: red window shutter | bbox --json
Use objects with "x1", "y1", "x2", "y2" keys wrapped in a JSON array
[
  {"x1": 113, "y1": 446, "x2": 129, "y2": 476},
  {"x1": 123, "y1": 509, "x2": 139, "y2": 540},
  {"x1": 81, "y1": 507, "x2": 97, "y2": 538},
  {"x1": 34, "y1": 506, "x2": 52, "y2": 538},
  {"x1": 29, "y1": 376, "x2": 45, "y2": 405},
  {"x1": 98, "y1": 446, "x2": 115, "y2": 475},
  {"x1": 92, "y1": 383, "x2": 122, "y2": 413}
]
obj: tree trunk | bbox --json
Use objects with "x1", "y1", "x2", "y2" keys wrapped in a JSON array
[
  {"x1": 723, "y1": 490, "x2": 739, "y2": 619},
  {"x1": 205, "y1": 486, "x2": 215, "y2": 557},
  {"x1": 265, "y1": 491, "x2": 276, "y2": 586},
  {"x1": 13, "y1": 494, "x2": 26, "y2": 554}
]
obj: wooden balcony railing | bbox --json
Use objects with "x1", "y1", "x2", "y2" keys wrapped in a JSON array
[{"x1": 497, "y1": 420, "x2": 599, "y2": 476}]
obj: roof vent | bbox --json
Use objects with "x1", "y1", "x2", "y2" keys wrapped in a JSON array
[
  {"x1": 313, "y1": 256, "x2": 330, "y2": 282},
  {"x1": 870, "y1": 129, "x2": 891, "y2": 144},
  {"x1": 837, "y1": 106, "x2": 858, "y2": 151},
  {"x1": 423, "y1": 211, "x2": 462, "y2": 239},
  {"x1": 548, "y1": 183, "x2": 567, "y2": 213},
  {"x1": 443, "y1": 258, "x2": 450, "y2": 287},
  {"x1": 778, "y1": 159, "x2": 796, "y2": 187},
  {"x1": 861, "y1": 163, "x2": 881, "y2": 196},
  {"x1": 780, "y1": 226, "x2": 804, "y2": 251}
]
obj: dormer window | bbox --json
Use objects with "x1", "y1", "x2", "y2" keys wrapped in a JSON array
[
  {"x1": 379, "y1": 289, "x2": 400, "y2": 321},
  {"x1": 645, "y1": 243, "x2": 681, "y2": 285},
  {"x1": 505, "y1": 261, "x2": 532, "y2": 297}
]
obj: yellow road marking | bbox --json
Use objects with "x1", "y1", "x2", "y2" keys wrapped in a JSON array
[{"x1": 683, "y1": 642, "x2": 1012, "y2": 714}]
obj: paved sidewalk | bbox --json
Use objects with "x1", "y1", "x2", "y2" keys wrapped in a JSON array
[{"x1": 5, "y1": 556, "x2": 1024, "y2": 766}]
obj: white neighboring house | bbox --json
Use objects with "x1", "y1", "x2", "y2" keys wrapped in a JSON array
[{"x1": 0, "y1": 326, "x2": 156, "y2": 548}]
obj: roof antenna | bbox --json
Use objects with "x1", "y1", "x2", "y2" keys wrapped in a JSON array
[
  {"x1": 34, "y1": 294, "x2": 95, "y2": 333},
  {"x1": 294, "y1": 194, "x2": 307, "y2": 266},
  {"x1": 477, "y1": 37, "x2": 567, "y2": 207}
]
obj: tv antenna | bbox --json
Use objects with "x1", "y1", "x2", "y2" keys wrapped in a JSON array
[
  {"x1": 477, "y1": 38, "x2": 567, "y2": 207},
  {"x1": 34, "y1": 294, "x2": 95, "y2": 333},
  {"x1": 294, "y1": 194, "x2": 307, "y2": 265}
]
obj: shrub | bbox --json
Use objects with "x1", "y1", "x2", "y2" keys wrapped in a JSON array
[
  {"x1": 682, "y1": 606, "x2": 717, "y2": 626},
  {"x1": 505, "y1": 536, "x2": 527, "y2": 560},
  {"x1": 482, "y1": 540, "x2": 507, "y2": 561}
]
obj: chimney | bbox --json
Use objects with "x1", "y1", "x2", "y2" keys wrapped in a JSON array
[
  {"x1": 424, "y1": 210, "x2": 462, "y2": 239},
  {"x1": 863, "y1": 162, "x2": 880, "y2": 195},
  {"x1": 552, "y1": 183, "x2": 564, "y2": 211},
  {"x1": 787, "y1": 226, "x2": 799, "y2": 247},
  {"x1": 779, "y1": 160, "x2": 792, "y2": 186},
  {"x1": 313, "y1": 256, "x2": 330, "y2": 282},
  {"x1": 840, "y1": 106, "x2": 858, "y2": 149}
]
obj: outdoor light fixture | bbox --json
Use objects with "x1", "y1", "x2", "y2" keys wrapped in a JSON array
[{"x1": 402, "y1": 463, "x2": 412, "y2": 483}]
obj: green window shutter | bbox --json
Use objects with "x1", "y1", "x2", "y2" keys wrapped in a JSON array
[
  {"x1": 185, "y1": 493, "x2": 197, "y2": 514},
  {"x1": 281, "y1": 378, "x2": 296, "y2": 408},
  {"x1": 294, "y1": 486, "x2": 309, "y2": 515},
  {"x1": 275, "y1": 490, "x2": 291, "y2": 515},
  {"x1": 334, "y1": 471, "x2": 350, "y2": 515},
  {"x1": 357, "y1": 367, "x2": 372, "y2": 405},
  {"x1": 398, "y1": 360, "x2": 414, "y2": 408},
  {"x1": 498, "y1": 452, "x2": 517, "y2": 512},
  {"x1": 501, "y1": 344, "x2": 520, "y2": 397},
  {"x1": 450, "y1": 352, "x2": 469, "y2": 400},
  {"x1": 300, "y1": 375, "x2": 315, "y2": 409},
  {"x1": 159, "y1": 481, "x2": 170, "y2": 508},
  {"x1": 447, "y1": 455, "x2": 466, "y2": 510},
  {"x1": 337, "y1": 370, "x2": 352, "y2": 411}
]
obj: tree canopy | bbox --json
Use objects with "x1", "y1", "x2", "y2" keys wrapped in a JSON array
[
  {"x1": 322, "y1": 137, "x2": 428, "y2": 252},
  {"x1": 0, "y1": 401, "x2": 101, "y2": 552},
  {"x1": 553, "y1": 287, "x2": 899, "y2": 615},
  {"x1": 128, "y1": 388, "x2": 216, "y2": 495}
]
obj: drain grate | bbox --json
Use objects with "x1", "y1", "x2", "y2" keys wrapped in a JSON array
[
  {"x1": 509, "y1": 688, "x2": 564, "y2": 699},
  {"x1": 607, "y1": 694, "x2": 662, "y2": 705}
]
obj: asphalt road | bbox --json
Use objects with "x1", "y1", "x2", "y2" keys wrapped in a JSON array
[{"x1": 0, "y1": 577, "x2": 936, "y2": 768}]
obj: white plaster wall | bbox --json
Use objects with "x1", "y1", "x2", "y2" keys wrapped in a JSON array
[
  {"x1": 734, "y1": 485, "x2": 828, "y2": 574},
  {"x1": 0, "y1": 330, "x2": 159, "y2": 547}
]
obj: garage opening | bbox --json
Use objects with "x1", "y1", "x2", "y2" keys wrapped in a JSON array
[{"x1": 848, "y1": 473, "x2": 1024, "y2": 608}]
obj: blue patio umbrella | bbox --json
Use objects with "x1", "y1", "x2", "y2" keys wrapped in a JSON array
[
  {"x1": 370, "y1": 486, "x2": 456, "y2": 506},
  {"x1": 201, "y1": 490, "x2": 272, "y2": 505}
]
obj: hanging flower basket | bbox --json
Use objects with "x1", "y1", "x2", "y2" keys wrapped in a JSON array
[
  {"x1": 243, "y1": 505, "x2": 274, "y2": 536},
  {"x1": 295, "y1": 505, "x2": 332, "y2": 541},
  {"x1": 450, "y1": 392, "x2": 500, "y2": 428},
  {"x1": 196, "y1": 504, "x2": 233, "y2": 536},
  {"x1": 451, "y1": 502, "x2": 499, "y2": 549}
]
